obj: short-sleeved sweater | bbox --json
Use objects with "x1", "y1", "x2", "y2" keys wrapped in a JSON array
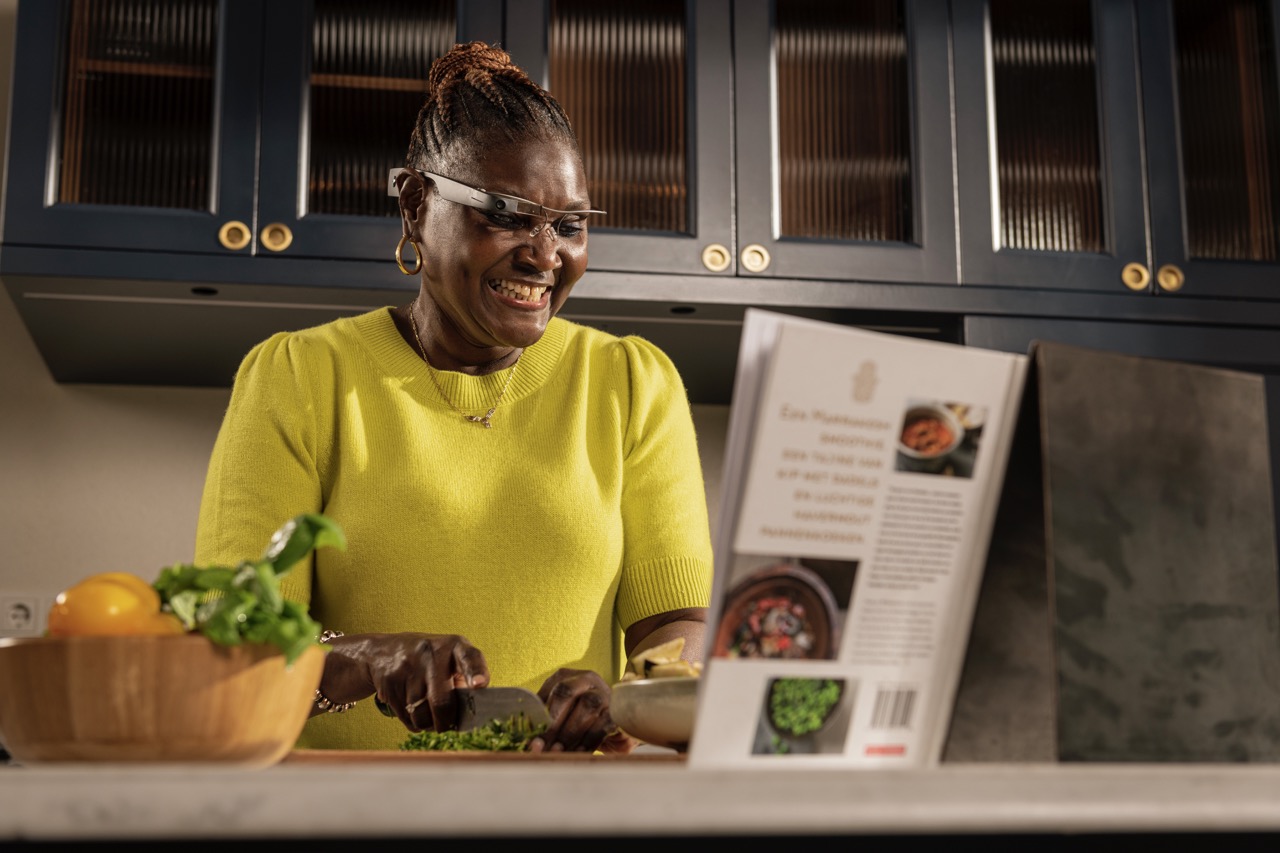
[{"x1": 194, "y1": 308, "x2": 714, "y2": 750}]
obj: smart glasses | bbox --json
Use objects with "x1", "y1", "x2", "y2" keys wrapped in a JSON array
[{"x1": 387, "y1": 167, "x2": 606, "y2": 238}]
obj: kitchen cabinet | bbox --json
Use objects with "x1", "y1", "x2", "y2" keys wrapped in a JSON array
[
  {"x1": 448, "y1": 0, "x2": 1280, "y2": 297},
  {"x1": 503, "y1": 0, "x2": 736, "y2": 278},
  {"x1": 0, "y1": 0, "x2": 509, "y2": 390},
  {"x1": 731, "y1": 0, "x2": 957, "y2": 285},
  {"x1": 7, "y1": 0, "x2": 1280, "y2": 399},
  {"x1": 0, "y1": 0, "x2": 967, "y2": 401},
  {"x1": 954, "y1": 0, "x2": 1280, "y2": 300},
  {"x1": 1, "y1": 0, "x2": 498, "y2": 263},
  {"x1": 505, "y1": 0, "x2": 958, "y2": 285}
]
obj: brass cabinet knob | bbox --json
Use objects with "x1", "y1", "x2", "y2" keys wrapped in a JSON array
[
  {"x1": 1156, "y1": 263, "x2": 1185, "y2": 292},
  {"x1": 1120, "y1": 261, "x2": 1150, "y2": 291},
  {"x1": 217, "y1": 220, "x2": 251, "y2": 251},
  {"x1": 741, "y1": 243, "x2": 771, "y2": 273},
  {"x1": 701, "y1": 243, "x2": 731, "y2": 272},
  {"x1": 261, "y1": 222, "x2": 294, "y2": 252}
]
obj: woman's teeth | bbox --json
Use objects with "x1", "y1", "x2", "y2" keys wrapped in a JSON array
[{"x1": 494, "y1": 281, "x2": 547, "y2": 302}]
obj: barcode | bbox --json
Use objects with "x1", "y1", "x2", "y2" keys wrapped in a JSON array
[{"x1": 870, "y1": 686, "x2": 917, "y2": 729}]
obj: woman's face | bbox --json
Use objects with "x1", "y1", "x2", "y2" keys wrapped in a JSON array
[{"x1": 405, "y1": 135, "x2": 594, "y2": 366}]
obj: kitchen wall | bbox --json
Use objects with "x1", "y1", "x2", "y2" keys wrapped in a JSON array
[{"x1": 0, "y1": 0, "x2": 729, "y2": 634}]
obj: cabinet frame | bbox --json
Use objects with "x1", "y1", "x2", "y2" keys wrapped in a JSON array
[
  {"x1": 952, "y1": 0, "x2": 1151, "y2": 293},
  {"x1": 1139, "y1": 0, "x2": 1280, "y2": 300},
  {"x1": 956, "y1": 0, "x2": 1280, "y2": 300},
  {"x1": 255, "y1": 0, "x2": 502, "y2": 262},
  {"x1": 732, "y1": 0, "x2": 959, "y2": 285},
  {"x1": 2, "y1": 0, "x2": 502, "y2": 262},
  {"x1": 502, "y1": 0, "x2": 737, "y2": 277},
  {"x1": 2, "y1": 0, "x2": 264, "y2": 256}
]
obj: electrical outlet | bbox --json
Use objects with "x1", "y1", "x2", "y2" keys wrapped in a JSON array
[{"x1": 1, "y1": 594, "x2": 45, "y2": 637}]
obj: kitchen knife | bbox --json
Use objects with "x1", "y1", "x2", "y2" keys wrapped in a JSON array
[{"x1": 455, "y1": 686, "x2": 552, "y2": 731}]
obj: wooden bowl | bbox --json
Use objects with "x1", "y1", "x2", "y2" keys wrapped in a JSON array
[
  {"x1": 0, "y1": 634, "x2": 323, "y2": 767},
  {"x1": 712, "y1": 562, "x2": 838, "y2": 660}
]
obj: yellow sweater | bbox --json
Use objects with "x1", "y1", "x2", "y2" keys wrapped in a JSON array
[{"x1": 194, "y1": 308, "x2": 714, "y2": 749}]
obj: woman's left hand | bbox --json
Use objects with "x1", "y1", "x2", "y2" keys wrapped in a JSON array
[{"x1": 531, "y1": 668, "x2": 637, "y2": 754}]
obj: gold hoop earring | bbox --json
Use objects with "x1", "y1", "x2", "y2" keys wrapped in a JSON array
[{"x1": 395, "y1": 235, "x2": 423, "y2": 276}]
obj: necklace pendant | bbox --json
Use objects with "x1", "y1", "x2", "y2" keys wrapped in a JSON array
[{"x1": 408, "y1": 300, "x2": 518, "y2": 431}]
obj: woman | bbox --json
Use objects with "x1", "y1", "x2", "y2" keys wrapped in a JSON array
[{"x1": 193, "y1": 42, "x2": 714, "y2": 753}]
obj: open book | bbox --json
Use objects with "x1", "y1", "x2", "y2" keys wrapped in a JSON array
[{"x1": 688, "y1": 309, "x2": 1028, "y2": 768}]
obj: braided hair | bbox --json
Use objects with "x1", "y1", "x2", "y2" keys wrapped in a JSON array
[{"x1": 406, "y1": 41, "x2": 579, "y2": 174}]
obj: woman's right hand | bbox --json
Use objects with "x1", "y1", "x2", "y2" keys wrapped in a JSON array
[{"x1": 314, "y1": 631, "x2": 490, "y2": 732}]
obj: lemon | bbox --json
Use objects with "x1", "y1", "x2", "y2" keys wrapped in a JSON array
[{"x1": 47, "y1": 572, "x2": 184, "y2": 637}]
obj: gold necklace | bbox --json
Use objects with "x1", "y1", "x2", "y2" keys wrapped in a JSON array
[{"x1": 406, "y1": 300, "x2": 518, "y2": 429}]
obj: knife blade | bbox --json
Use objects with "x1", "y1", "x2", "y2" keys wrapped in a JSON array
[{"x1": 454, "y1": 686, "x2": 552, "y2": 731}]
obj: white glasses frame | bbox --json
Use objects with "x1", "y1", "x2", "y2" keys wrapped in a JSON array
[{"x1": 387, "y1": 167, "x2": 606, "y2": 236}]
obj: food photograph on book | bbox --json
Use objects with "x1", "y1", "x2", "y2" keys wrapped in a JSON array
[
  {"x1": 752, "y1": 676, "x2": 852, "y2": 756},
  {"x1": 710, "y1": 557, "x2": 853, "y2": 661},
  {"x1": 896, "y1": 399, "x2": 988, "y2": 477}
]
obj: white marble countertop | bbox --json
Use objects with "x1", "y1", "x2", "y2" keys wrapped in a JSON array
[{"x1": 4, "y1": 756, "x2": 1280, "y2": 841}]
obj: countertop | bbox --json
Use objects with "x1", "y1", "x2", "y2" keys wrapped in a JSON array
[{"x1": 3, "y1": 752, "x2": 1280, "y2": 843}]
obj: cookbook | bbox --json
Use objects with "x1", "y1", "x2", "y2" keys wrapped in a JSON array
[{"x1": 688, "y1": 309, "x2": 1028, "y2": 768}]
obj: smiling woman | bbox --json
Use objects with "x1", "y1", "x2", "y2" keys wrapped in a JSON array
[{"x1": 192, "y1": 41, "x2": 714, "y2": 757}]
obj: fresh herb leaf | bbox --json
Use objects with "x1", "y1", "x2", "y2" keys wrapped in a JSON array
[
  {"x1": 261, "y1": 513, "x2": 347, "y2": 575},
  {"x1": 153, "y1": 514, "x2": 345, "y2": 664}
]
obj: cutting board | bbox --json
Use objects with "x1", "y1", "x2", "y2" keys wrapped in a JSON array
[{"x1": 284, "y1": 749, "x2": 684, "y2": 763}]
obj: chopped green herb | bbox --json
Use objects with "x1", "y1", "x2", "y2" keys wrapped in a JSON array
[{"x1": 399, "y1": 714, "x2": 548, "y2": 752}]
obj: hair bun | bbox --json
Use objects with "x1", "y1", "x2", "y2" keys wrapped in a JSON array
[
  {"x1": 407, "y1": 40, "x2": 576, "y2": 161},
  {"x1": 427, "y1": 41, "x2": 527, "y2": 95}
]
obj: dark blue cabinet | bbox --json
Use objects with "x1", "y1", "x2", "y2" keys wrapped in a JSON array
[
  {"x1": 2, "y1": 0, "x2": 497, "y2": 263},
  {"x1": 955, "y1": 0, "x2": 1280, "y2": 301},
  {"x1": 6, "y1": 0, "x2": 1280, "y2": 396},
  {"x1": 505, "y1": 0, "x2": 956, "y2": 285},
  {"x1": 3, "y1": 0, "x2": 263, "y2": 256}
]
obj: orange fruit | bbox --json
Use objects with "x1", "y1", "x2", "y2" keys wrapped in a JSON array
[
  {"x1": 143, "y1": 612, "x2": 188, "y2": 635},
  {"x1": 89, "y1": 572, "x2": 158, "y2": 604},
  {"x1": 47, "y1": 572, "x2": 183, "y2": 637}
]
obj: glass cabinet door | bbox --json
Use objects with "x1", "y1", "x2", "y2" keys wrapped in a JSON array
[
  {"x1": 503, "y1": 0, "x2": 735, "y2": 276},
  {"x1": 953, "y1": 0, "x2": 1150, "y2": 292},
  {"x1": 256, "y1": 0, "x2": 482, "y2": 262},
  {"x1": 3, "y1": 0, "x2": 262, "y2": 255},
  {"x1": 1140, "y1": 0, "x2": 1280, "y2": 299},
  {"x1": 732, "y1": 0, "x2": 957, "y2": 284}
]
